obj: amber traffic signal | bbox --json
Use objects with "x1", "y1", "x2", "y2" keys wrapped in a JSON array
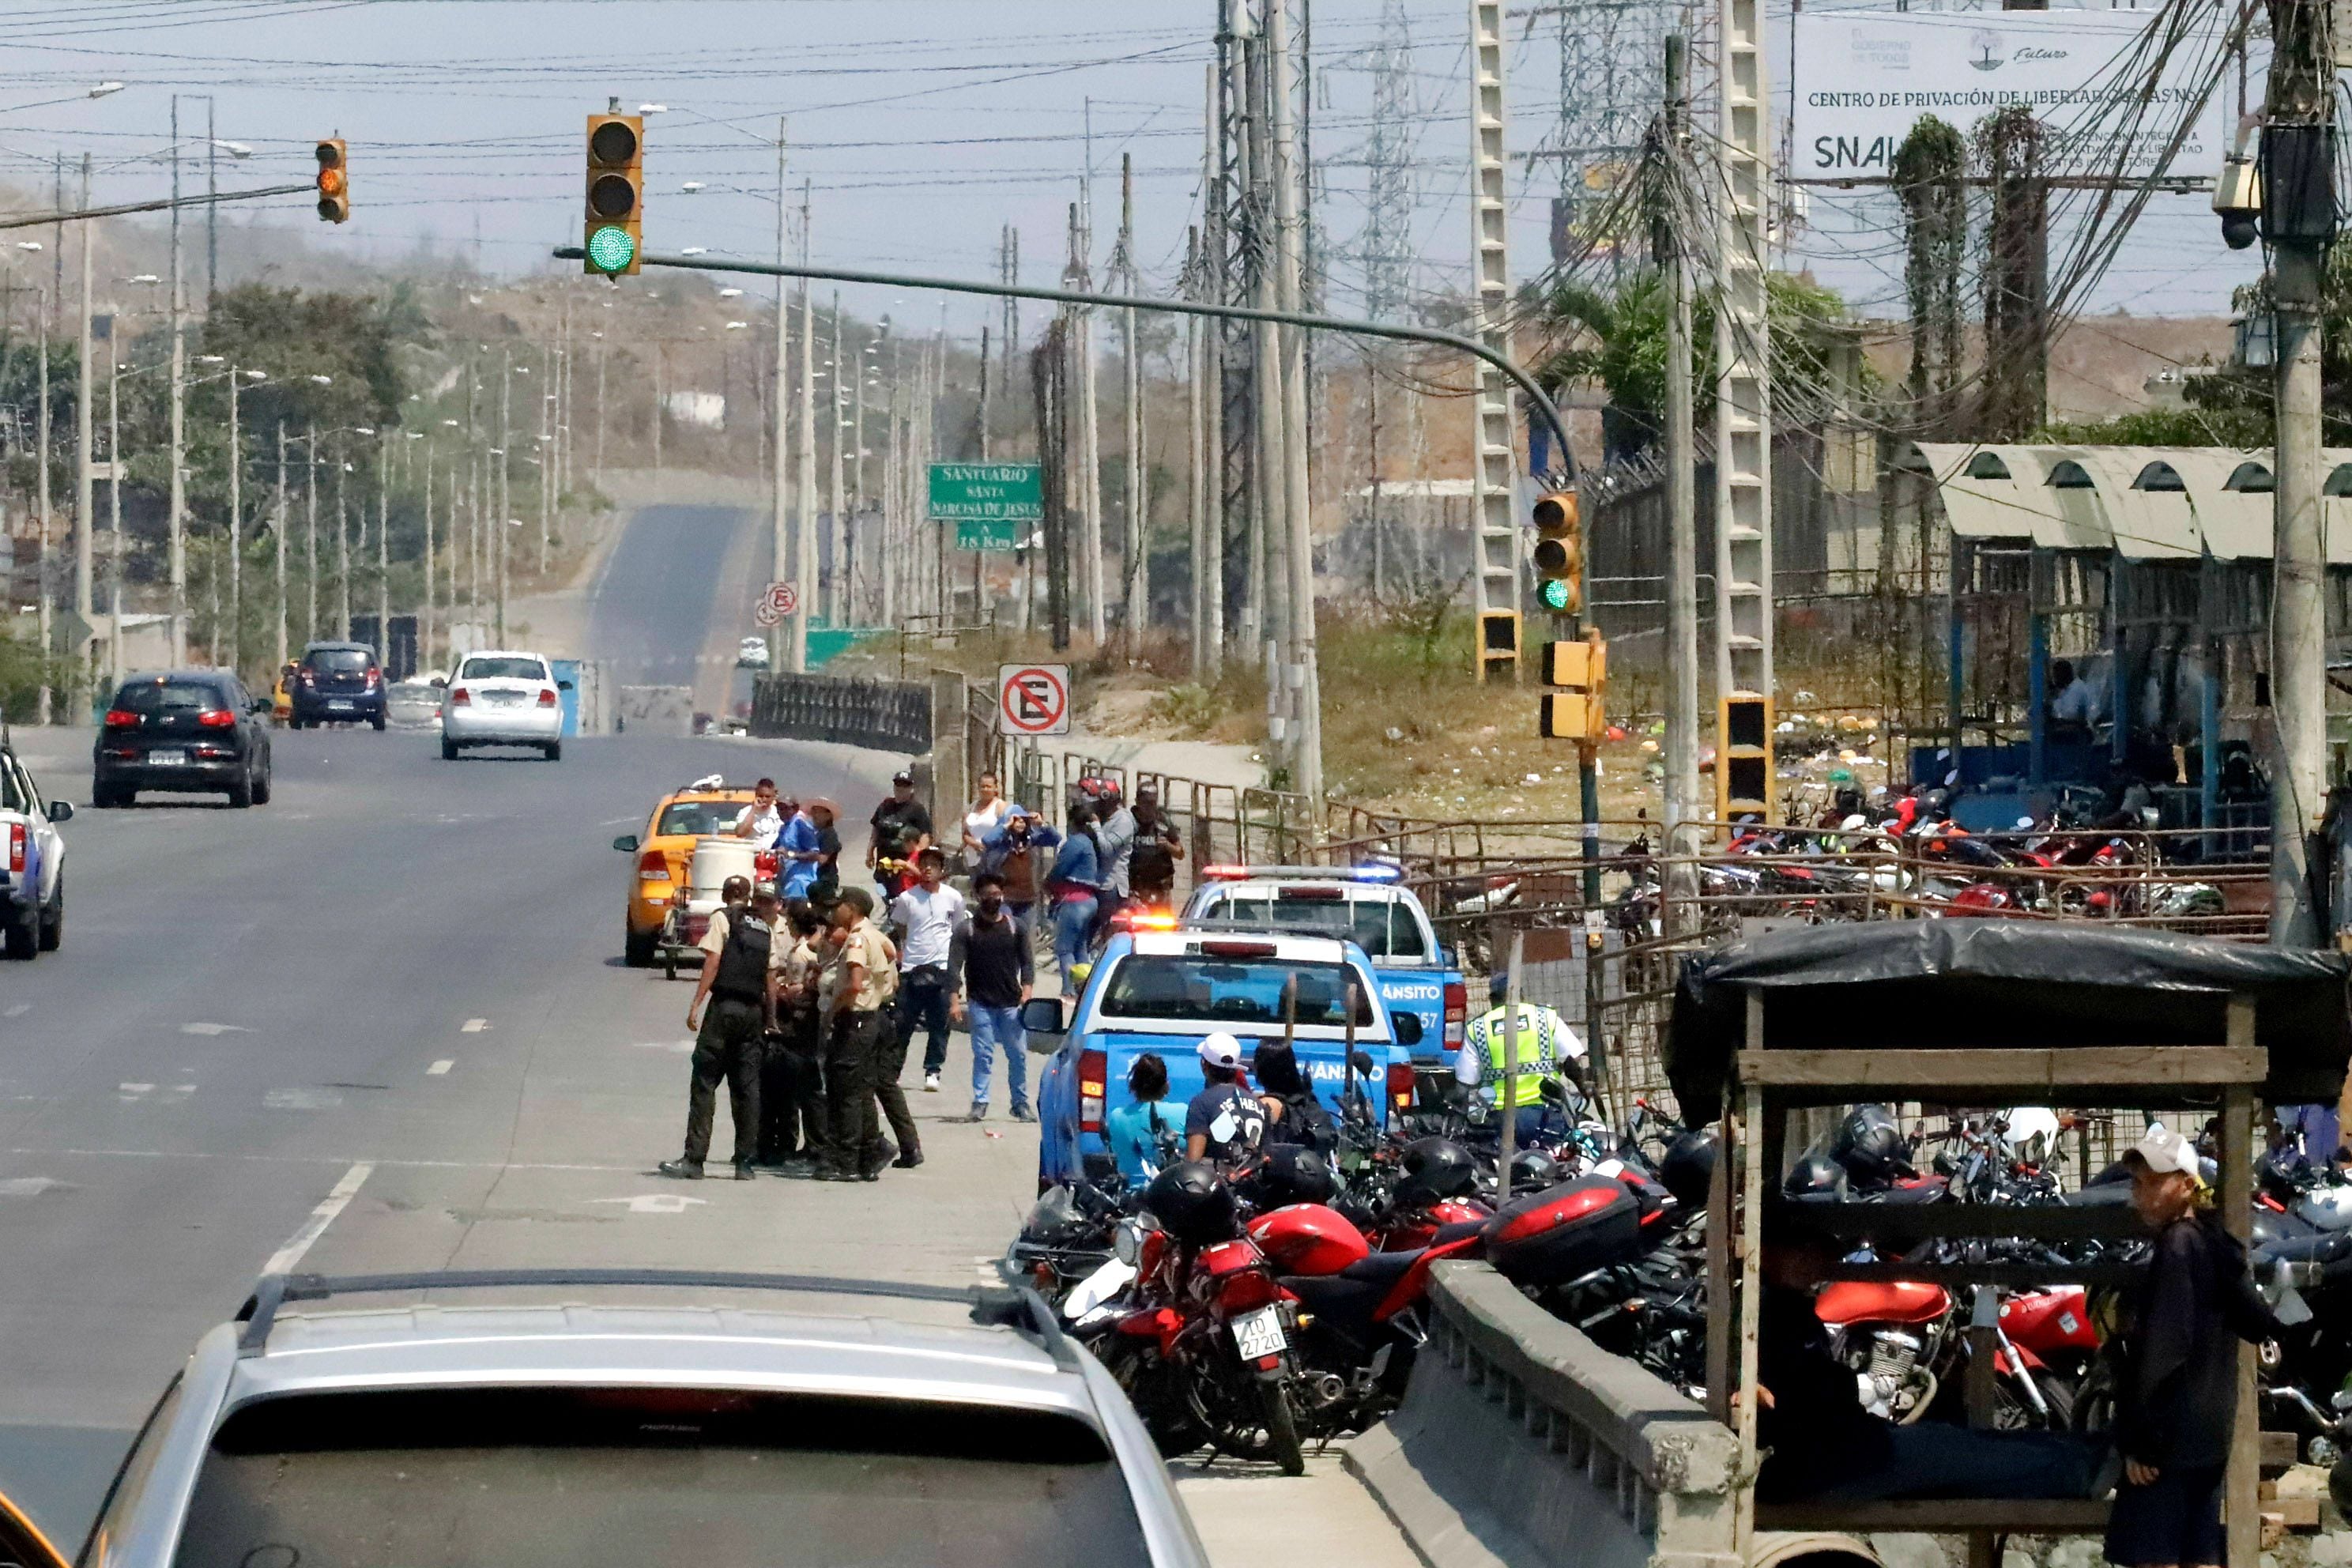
[
  {"x1": 1538, "y1": 633, "x2": 1606, "y2": 741},
  {"x1": 1532, "y1": 490, "x2": 1581, "y2": 613},
  {"x1": 583, "y1": 113, "x2": 644, "y2": 275},
  {"x1": 314, "y1": 138, "x2": 348, "y2": 224},
  {"x1": 1717, "y1": 691, "x2": 1774, "y2": 821}
]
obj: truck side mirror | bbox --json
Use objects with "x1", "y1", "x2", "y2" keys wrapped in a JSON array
[{"x1": 46, "y1": 801, "x2": 72, "y2": 824}]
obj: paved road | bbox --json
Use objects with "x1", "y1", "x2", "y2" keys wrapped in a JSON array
[
  {"x1": 0, "y1": 498, "x2": 1415, "y2": 1568},
  {"x1": 580, "y1": 499, "x2": 759, "y2": 713}
]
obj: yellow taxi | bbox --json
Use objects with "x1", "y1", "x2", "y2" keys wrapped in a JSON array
[
  {"x1": 270, "y1": 661, "x2": 299, "y2": 726},
  {"x1": 611, "y1": 780, "x2": 757, "y2": 967}
]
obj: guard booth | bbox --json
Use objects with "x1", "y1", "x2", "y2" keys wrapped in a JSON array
[
  {"x1": 1884, "y1": 442, "x2": 2352, "y2": 848},
  {"x1": 1666, "y1": 921, "x2": 2352, "y2": 1568}
]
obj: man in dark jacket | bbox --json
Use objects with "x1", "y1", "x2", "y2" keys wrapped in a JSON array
[
  {"x1": 662, "y1": 879, "x2": 773, "y2": 1182},
  {"x1": 948, "y1": 870, "x2": 1035, "y2": 1122}
]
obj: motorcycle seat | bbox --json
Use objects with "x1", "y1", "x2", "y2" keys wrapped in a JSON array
[
  {"x1": 1339, "y1": 1249, "x2": 1423, "y2": 1287},
  {"x1": 1430, "y1": 1218, "x2": 1489, "y2": 1247}
]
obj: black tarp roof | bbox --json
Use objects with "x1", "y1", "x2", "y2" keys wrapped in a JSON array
[{"x1": 1666, "y1": 921, "x2": 2352, "y2": 1119}]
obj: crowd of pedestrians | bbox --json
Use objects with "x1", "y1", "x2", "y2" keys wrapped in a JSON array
[{"x1": 658, "y1": 768, "x2": 1107, "y2": 1185}]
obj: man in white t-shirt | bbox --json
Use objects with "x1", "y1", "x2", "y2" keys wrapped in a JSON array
[
  {"x1": 733, "y1": 776, "x2": 786, "y2": 850},
  {"x1": 888, "y1": 845, "x2": 967, "y2": 1093}
]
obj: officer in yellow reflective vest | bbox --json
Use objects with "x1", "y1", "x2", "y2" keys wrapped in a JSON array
[{"x1": 1455, "y1": 971, "x2": 1587, "y2": 1144}]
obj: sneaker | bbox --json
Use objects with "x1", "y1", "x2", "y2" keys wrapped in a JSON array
[
  {"x1": 732, "y1": 1161, "x2": 758, "y2": 1182},
  {"x1": 923, "y1": 1072, "x2": 941, "y2": 1093},
  {"x1": 891, "y1": 1150, "x2": 925, "y2": 1170},
  {"x1": 657, "y1": 1159, "x2": 705, "y2": 1180},
  {"x1": 965, "y1": 1102, "x2": 989, "y2": 1122},
  {"x1": 1012, "y1": 1105, "x2": 1036, "y2": 1124}
]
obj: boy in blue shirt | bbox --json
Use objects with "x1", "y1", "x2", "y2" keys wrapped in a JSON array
[{"x1": 1105, "y1": 1053, "x2": 1182, "y2": 1187}]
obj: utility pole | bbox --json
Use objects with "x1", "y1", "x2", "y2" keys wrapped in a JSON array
[
  {"x1": 2265, "y1": 0, "x2": 2335, "y2": 946},
  {"x1": 337, "y1": 435, "x2": 351, "y2": 640},
  {"x1": 1466, "y1": 1, "x2": 1520, "y2": 686},
  {"x1": 74, "y1": 154, "x2": 93, "y2": 720},
  {"x1": 1073, "y1": 185, "x2": 1106, "y2": 646},
  {"x1": 793, "y1": 181, "x2": 815, "y2": 670},
  {"x1": 1662, "y1": 34, "x2": 1702, "y2": 918},
  {"x1": 538, "y1": 342, "x2": 553, "y2": 575},
  {"x1": 1245, "y1": 16, "x2": 1287, "y2": 675},
  {"x1": 106, "y1": 314, "x2": 121, "y2": 685},
  {"x1": 273, "y1": 424, "x2": 287, "y2": 669},
  {"x1": 828, "y1": 290, "x2": 846, "y2": 627},
  {"x1": 225, "y1": 364, "x2": 242, "y2": 673},
  {"x1": 1117, "y1": 153, "x2": 1148, "y2": 643},
  {"x1": 1185, "y1": 227, "x2": 1215, "y2": 679},
  {"x1": 769, "y1": 118, "x2": 790, "y2": 669},
  {"x1": 420, "y1": 445, "x2": 435, "y2": 670},
  {"x1": 305, "y1": 421, "x2": 318, "y2": 641},
  {"x1": 1713, "y1": 0, "x2": 1777, "y2": 790},
  {"x1": 976, "y1": 322, "x2": 992, "y2": 620},
  {"x1": 375, "y1": 434, "x2": 390, "y2": 669},
  {"x1": 35, "y1": 286, "x2": 51, "y2": 722},
  {"x1": 1267, "y1": 0, "x2": 1321, "y2": 804},
  {"x1": 168, "y1": 95, "x2": 187, "y2": 665},
  {"x1": 205, "y1": 101, "x2": 217, "y2": 301},
  {"x1": 496, "y1": 346, "x2": 511, "y2": 643}
]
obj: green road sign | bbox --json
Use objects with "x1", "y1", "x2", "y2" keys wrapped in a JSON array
[{"x1": 929, "y1": 462, "x2": 1042, "y2": 551}]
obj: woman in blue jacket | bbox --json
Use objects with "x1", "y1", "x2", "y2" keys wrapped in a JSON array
[{"x1": 1046, "y1": 804, "x2": 1106, "y2": 989}]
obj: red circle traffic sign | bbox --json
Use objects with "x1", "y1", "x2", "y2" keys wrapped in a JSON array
[
  {"x1": 763, "y1": 581, "x2": 799, "y2": 616},
  {"x1": 999, "y1": 665, "x2": 1069, "y2": 734}
]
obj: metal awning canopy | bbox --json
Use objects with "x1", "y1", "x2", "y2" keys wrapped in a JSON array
[{"x1": 1899, "y1": 442, "x2": 2352, "y2": 564}]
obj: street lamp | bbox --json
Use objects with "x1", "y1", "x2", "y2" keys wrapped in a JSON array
[{"x1": 210, "y1": 141, "x2": 251, "y2": 160}]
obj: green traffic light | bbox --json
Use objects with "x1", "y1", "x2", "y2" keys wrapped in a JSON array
[
  {"x1": 585, "y1": 224, "x2": 637, "y2": 274},
  {"x1": 1539, "y1": 578, "x2": 1574, "y2": 611}
]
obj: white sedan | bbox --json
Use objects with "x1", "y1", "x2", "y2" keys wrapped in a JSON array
[{"x1": 435, "y1": 650, "x2": 568, "y2": 761}]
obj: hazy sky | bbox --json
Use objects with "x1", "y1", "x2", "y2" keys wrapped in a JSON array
[{"x1": 0, "y1": 0, "x2": 2256, "y2": 349}]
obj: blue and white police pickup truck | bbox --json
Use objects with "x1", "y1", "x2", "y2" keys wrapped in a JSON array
[
  {"x1": 1027, "y1": 928, "x2": 1423, "y2": 1188},
  {"x1": 0, "y1": 731, "x2": 71, "y2": 959},
  {"x1": 1180, "y1": 865, "x2": 1465, "y2": 1069}
]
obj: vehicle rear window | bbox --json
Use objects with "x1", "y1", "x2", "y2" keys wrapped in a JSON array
[
  {"x1": 304, "y1": 649, "x2": 374, "y2": 673},
  {"x1": 1099, "y1": 954, "x2": 1374, "y2": 1028},
  {"x1": 175, "y1": 1387, "x2": 1150, "y2": 1568},
  {"x1": 112, "y1": 680, "x2": 222, "y2": 714},
  {"x1": 461, "y1": 656, "x2": 548, "y2": 681},
  {"x1": 658, "y1": 801, "x2": 747, "y2": 837},
  {"x1": 1204, "y1": 892, "x2": 1428, "y2": 958}
]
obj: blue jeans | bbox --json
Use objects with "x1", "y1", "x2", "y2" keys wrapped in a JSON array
[
  {"x1": 1052, "y1": 895, "x2": 1098, "y2": 987},
  {"x1": 969, "y1": 1004, "x2": 1028, "y2": 1112}
]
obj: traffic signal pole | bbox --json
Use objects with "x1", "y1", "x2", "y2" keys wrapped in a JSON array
[{"x1": 558, "y1": 243, "x2": 1585, "y2": 835}]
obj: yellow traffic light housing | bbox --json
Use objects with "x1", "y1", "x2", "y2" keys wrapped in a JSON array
[
  {"x1": 583, "y1": 113, "x2": 644, "y2": 276},
  {"x1": 1538, "y1": 631, "x2": 1606, "y2": 741},
  {"x1": 314, "y1": 138, "x2": 349, "y2": 224},
  {"x1": 1717, "y1": 691, "x2": 1774, "y2": 821},
  {"x1": 1532, "y1": 490, "x2": 1581, "y2": 614}
]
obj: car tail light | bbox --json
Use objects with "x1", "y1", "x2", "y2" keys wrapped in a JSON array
[
  {"x1": 1443, "y1": 979, "x2": 1468, "y2": 1049},
  {"x1": 197, "y1": 709, "x2": 236, "y2": 729},
  {"x1": 104, "y1": 709, "x2": 139, "y2": 728},
  {"x1": 450, "y1": 687, "x2": 471, "y2": 707},
  {"x1": 637, "y1": 849, "x2": 673, "y2": 883},
  {"x1": 1079, "y1": 1047, "x2": 1107, "y2": 1134},
  {"x1": 537, "y1": 688, "x2": 558, "y2": 707},
  {"x1": 1387, "y1": 1061, "x2": 1416, "y2": 1117},
  {"x1": 6, "y1": 823, "x2": 22, "y2": 874},
  {"x1": 300, "y1": 671, "x2": 315, "y2": 686},
  {"x1": 364, "y1": 668, "x2": 380, "y2": 687}
]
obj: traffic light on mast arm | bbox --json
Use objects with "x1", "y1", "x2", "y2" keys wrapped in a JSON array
[
  {"x1": 314, "y1": 138, "x2": 348, "y2": 224},
  {"x1": 1532, "y1": 490, "x2": 1582, "y2": 614},
  {"x1": 583, "y1": 112, "x2": 644, "y2": 276}
]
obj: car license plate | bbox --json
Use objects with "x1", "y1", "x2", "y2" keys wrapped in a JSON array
[
  {"x1": 487, "y1": 691, "x2": 523, "y2": 707},
  {"x1": 327, "y1": 699, "x2": 353, "y2": 710},
  {"x1": 147, "y1": 749, "x2": 187, "y2": 767},
  {"x1": 1231, "y1": 1305, "x2": 1286, "y2": 1360}
]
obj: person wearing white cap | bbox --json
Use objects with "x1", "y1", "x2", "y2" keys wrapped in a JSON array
[
  {"x1": 1184, "y1": 1032, "x2": 1266, "y2": 1170},
  {"x1": 2104, "y1": 1122, "x2": 2280, "y2": 1568}
]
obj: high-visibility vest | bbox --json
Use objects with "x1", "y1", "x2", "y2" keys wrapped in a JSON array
[{"x1": 1468, "y1": 1002, "x2": 1568, "y2": 1107}]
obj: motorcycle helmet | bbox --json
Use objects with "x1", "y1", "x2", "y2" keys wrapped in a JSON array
[
  {"x1": 1143, "y1": 1160, "x2": 1241, "y2": 1246},
  {"x1": 1393, "y1": 1136, "x2": 1478, "y2": 1208},
  {"x1": 1509, "y1": 1148, "x2": 1563, "y2": 1195},
  {"x1": 1832, "y1": 1103, "x2": 1913, "y2": 1185},
  {"x1": 1253, "y1": 1145, "x2": 1338, "y2": 1208},
  {"x1": 1784, "y1": 1152, "x2": 1850, "y2": 1202},
  {"x1": 1658, "y1": 1127, "x2": 1719, "y2": 1210}
]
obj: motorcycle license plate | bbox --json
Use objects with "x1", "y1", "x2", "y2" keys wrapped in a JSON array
[{"x1": 1231, "y1": 1305, "x2": 1286, "y2": 1360}]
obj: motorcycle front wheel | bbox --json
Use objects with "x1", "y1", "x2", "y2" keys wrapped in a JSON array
[
  {"x1": 1092, "y1": 1335, "x2": 1211, "y2": 1458},
  {"x1": 1189, "y1": 1360, "x2": 1306, "y2": 1475}
]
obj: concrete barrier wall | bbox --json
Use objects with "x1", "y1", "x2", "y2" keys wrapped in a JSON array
[{"x1": 1347, "y1": 1261, "x2": 1741, "y2": 1568}]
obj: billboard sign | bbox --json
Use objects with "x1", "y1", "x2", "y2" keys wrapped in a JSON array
[{"x1": 1790, "y1": 9, "x2": 2229, "y2": 183}]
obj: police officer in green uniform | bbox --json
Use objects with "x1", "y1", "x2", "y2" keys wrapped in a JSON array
[{"x1": 1455, "y1": 970, "x2": 1587, "y2": 1145}]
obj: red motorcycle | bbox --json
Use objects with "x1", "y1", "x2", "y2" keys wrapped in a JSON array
[
  {"x1": 1090, "y1": 1174, "x2": 1310, "y2": 1474},
  {"x1": 1815, "y1": 1278, "x2": 2079, "y2": 1428},
  {"x1": 1249, "y1": 1201, "x2": 1486, "y2": 1434}
]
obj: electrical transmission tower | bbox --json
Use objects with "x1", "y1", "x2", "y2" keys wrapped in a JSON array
[
  {"x1": 1525, "y1": 0, "x2": 1671, "y2": 270},
  {"x1": 1360, "y1": 0, "x2": 1416, "y2": 322}
]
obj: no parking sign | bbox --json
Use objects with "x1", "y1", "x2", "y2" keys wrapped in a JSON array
[{"x1": 997, "y1": 664, "x2": 1070, "y2": 737}]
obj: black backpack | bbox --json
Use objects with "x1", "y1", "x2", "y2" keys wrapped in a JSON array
[{"x1": 713, "y1": 910, "x2": 772, "y2": 1004}]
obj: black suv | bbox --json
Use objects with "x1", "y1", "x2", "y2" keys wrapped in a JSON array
[
  {"x1": 289, "y1": 641, "x2": 386, "y2": 729},
  {"x1": 94, "y1": 670, "x2": 274, "y2": 808}
]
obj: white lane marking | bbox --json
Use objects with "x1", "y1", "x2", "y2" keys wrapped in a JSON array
[
  {"x1": 633, "y1": 1038, "x2": 695, "y2": 1054},
  {"x1": 598, "y1": 816, "x2": 636, "y2": 827},
  {"x1": 0, "y1": 1176, "x2": 67, "y2": 1197},
  {"x1": 180, "y1": 1022, "x2": 250, "y2": 1037},
  {"x1": 461, "y1": 1018, "x2": 488, "y2": 1033},
  {"x1": 2, "y1": 1004, "x2": 28, "y2": 1018},
  {"x1": 264, "y1": 1087, "x2": 343, "y2": 1111},
  {"x1": 261, "y1": 1161, "x2": 373, "y2": 1274},
  {"x1": 427, "y1": 1059, "x2": 454, "y2": 1076},
  {"x1": 119, "y1": 1083, "x2": 155, "y2": 1099},
  {"x1": 591, "y1": 1193, "x2": 707, "y2": 1215}
]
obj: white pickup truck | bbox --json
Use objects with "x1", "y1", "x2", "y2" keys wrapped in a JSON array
[{"x1": 0, "y1": 733, "x2": 70, "y2": 959}]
